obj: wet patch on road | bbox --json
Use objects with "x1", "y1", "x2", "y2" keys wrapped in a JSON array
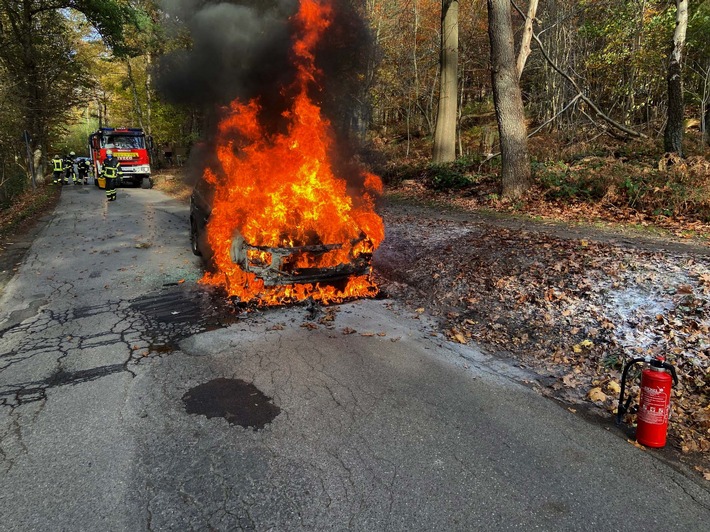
[
  {"x1": 128, "y1": 285, "x2": 242, "y2": 360},
  {"x1": 182, "y1": 378, "x2": 280, "y2": 430},
  {"x1": 0, "y1": 363, "x2": 127, "y2": 406}
]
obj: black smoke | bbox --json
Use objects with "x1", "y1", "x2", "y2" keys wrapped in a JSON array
[
  {"x1": 157, "y1": 0, "x2": 376, "y2": 185},
  {"x1": 158, "y1": 1, "x2": 298, "y2": 121},
  {"x1": 158, "y1": 0, "x2": 372, "y2": 129}
]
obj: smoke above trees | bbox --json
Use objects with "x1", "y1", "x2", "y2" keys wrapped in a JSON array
[{"x1": 157, "y1": 0, "x2": 372, "y2": 135}]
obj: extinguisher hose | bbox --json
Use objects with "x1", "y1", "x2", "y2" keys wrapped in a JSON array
[{"x1": 616, "y1": 357, "x2": 646, "y2": 425}]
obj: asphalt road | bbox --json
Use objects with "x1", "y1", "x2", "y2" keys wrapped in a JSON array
[{"x1": 0, "y1": 185, "x2": 708, "y2": 531}]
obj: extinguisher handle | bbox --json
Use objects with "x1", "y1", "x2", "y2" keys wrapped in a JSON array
[
  {"x1": 662, "y1": 362, "x2": 679, "y2": 385},
  {"x1": 650, "y1": 358, "x2": 679, "y2": 385}
]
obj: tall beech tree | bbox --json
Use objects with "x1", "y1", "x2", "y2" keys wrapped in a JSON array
[
  {"x1": 432, "y1": 0, "x2": 459, "y2": 163},
  {"x1": 664, "y1": 0, "x2": 689, "y2": 155},
  {"x1": 487, "y1": 0, "x2": 530, "y2": 198}
]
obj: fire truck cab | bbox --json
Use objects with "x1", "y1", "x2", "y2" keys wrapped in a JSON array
[{"x1": 89, "y1": 127, "x2": 153, "y2": 189}]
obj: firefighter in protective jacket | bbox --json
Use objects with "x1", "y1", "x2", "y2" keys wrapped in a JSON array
[
  {"x1": 51, "y1": 155, "x2": 64, "y2": 185},
  {"x1": 102, "y1": 150, "x2": 122, "y2": 201},
  {"x1": 77, "y1": 158, "x2": 91, "y2": 184},
  {"x1": 64, "y1": 151, "x2": 77, "y2": 185}
]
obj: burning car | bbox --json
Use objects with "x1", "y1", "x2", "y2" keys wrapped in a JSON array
[
  {"x1": 190, "y1": 177, "x2": 375, "y2": 289},
  {"x1": 188, "y1": 0, "x2": 384, "y2": 305}
]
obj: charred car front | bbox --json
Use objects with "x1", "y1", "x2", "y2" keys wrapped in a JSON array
[{"x1": 189, "y1": 179, "x2": 374, "y2": 286}]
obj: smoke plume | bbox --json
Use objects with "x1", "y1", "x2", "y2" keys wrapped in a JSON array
[
  {"x1": 158, "y1": 1, "x2": 297, "y2": 110},
  {"x1": 158, "y1": 0, "x2": 372, "y2": 131}
]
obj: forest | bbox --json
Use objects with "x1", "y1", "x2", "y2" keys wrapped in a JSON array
[{"x1": 0, "y1": 0, "x2": 709, "y2": 225}]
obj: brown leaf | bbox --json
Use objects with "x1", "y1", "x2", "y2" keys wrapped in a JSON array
[
  {"x1": 588, "y1": 387, "x2": 607, "y2": 402},
  {"x1": 605, "y1": 380, "x2": 621, "y2": 395},
  {"x1": 562, "y1": 374, "x2": 578, "y2": 388},
  {"x1": 677, "y1": 284, "x2": 693, "y2": 294}
]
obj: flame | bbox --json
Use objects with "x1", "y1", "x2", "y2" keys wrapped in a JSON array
[{"x1": 200, "y1": 0, "x2": 384, "y2": 306}]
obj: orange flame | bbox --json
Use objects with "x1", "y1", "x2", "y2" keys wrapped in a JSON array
[{"x1": 200, "y1": 0, "x2": 384, "y2": 305}]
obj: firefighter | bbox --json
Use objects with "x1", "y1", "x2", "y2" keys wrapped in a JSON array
[
  {"x1": 77, "y1": 157, "x2": 91, "y2": 184},
  {"x1": 51, "y1": 154, "x2": 64, "y2": 185},
  {"x1": 102, "y1": 149, "x2": 121, "y2": 201},
  {"x1": 64, "y1": 151, "x2": 77, "y2": 185}
]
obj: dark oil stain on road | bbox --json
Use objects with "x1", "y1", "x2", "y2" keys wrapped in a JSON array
[{"x1": 183, "y1": 378, "x2": 280, "y2": 430}]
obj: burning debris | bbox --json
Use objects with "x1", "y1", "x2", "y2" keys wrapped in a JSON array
[{"x1": 168, "y1": 0, "x2": 384, "y2": 305}]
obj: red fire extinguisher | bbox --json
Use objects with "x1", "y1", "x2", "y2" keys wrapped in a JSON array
[{"x1": 616, "y1": 355, "x2": 678, "y2": 448}]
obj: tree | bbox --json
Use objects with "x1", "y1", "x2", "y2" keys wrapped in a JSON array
[
  {"x1": 0, "y1": 0, "x2": 137, "y2": 183},
  {"x1": 432, "y1": 0, "x2": 459, "y2": 163},
  {"x1": 487, "y1": 0, "x2": 530, "y2": 198},
  {"x1": 664, "y1": 0, "x2": 689, "y2": 155}
]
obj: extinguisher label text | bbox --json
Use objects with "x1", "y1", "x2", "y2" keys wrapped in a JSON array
[{"x1": 638, "y1": 386, "x2": 669, "y2": 425}]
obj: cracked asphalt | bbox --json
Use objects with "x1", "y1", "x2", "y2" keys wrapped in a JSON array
[{"x1": 1, "y1": 185, "x2": 708, "y2": 531}]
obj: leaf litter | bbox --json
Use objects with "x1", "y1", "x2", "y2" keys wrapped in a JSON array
[{"x1": 376, "y1": 203, "x2": 710, "y2": 461}]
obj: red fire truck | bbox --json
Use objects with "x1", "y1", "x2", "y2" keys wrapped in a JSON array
[{"x1": 88, "y1": 127, "x2": 153, "y2": 189}]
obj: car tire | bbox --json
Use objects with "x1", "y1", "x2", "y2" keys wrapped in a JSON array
[
  {"x1": 190, "y1": 218, "x2": 202, "y2": 256},
  {"x1": 141, "y1": 177, "x2": 153, "y2": 189}
]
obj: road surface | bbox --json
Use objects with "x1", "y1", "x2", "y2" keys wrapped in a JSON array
[{"x1": 1, "y1": 185, "x2": 708, "y2": 530}]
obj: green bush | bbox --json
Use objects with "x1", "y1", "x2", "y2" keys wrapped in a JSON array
[{"x1": 427, "y1": 163, "x2": 476, "y2": 190}]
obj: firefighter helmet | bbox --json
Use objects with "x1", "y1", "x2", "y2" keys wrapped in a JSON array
[
  {"x1": 106, "y1": 149, "x2": 113, "y2": 156},
  {"x1": 69, "y1": 151, "x2": 75, "y2": 156}
]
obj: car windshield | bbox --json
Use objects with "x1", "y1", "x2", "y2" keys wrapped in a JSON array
[{"x1": 102, "y1": 135, "x2": 144, "y2": 149}]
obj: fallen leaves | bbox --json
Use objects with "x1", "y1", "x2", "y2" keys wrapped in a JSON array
[
  {"x1": 380, "y1": 208, "x2": 710, "y2": 457},
  {"x1": 572, "y1": 339, "x2": 594, "y2": 353}
]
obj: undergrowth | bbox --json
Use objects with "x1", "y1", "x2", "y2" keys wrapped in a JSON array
[
  {"x1": 0, "y1": 183, "x2": 60, "y2": 239},
  {"x1": 377, "y1": 132, "x2": 710, "y2": 227}
]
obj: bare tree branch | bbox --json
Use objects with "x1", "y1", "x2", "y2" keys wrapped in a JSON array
[
  {"x1": 514, "y1": 0, "x2": 539, "y2": 80},
  {"x1": 510, "y1": 0, "x2": 647, "y2": 139},
  {"x1": 526, "y1": 93, "x2": 581, "y2": 137}
]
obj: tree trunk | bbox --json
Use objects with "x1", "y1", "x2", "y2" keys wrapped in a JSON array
[
  {"x1": 488, "y1": 0, "x2": 530, "y2": 198},
  {"x1": 432, "y1": 0, "x2": 459, "y2": 163},
  {"x1": 126, "y1": 58, "x2": 145, "y2": 130},
  {"x1": 663, "y1": 0, "x2": 688, "y2": 156},
  {"x1": 145, "y1": 55, "x2": 153, "y2": 136}
]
